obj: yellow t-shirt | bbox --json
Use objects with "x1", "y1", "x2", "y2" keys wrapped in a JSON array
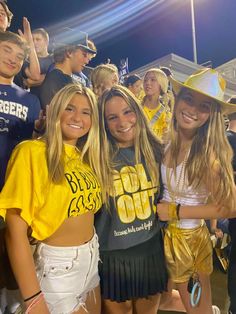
[
  {"x1": 0, "y1": 140, "x2": 102, "y2": 240},
  {"x1": 143, "y1": 104, "x2": 172, "y2": 140}
]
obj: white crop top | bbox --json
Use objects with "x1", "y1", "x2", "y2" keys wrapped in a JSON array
[{"x1": 161, "y1": 162, "x2": 209, "y2": 229}]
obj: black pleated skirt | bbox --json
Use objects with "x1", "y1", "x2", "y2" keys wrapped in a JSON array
[{"x1": 99, "y1": 232, "x2": 168, "y2": 302}]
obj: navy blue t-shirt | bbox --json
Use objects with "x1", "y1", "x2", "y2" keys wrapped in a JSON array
[{"x1": 0, "y1": 83, "x2": 40, "y2": 190}]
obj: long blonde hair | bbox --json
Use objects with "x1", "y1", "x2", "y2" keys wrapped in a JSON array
[
  {"x1": 44, "y1": 83, "x2": 101, "y2": 185},
  {"x1": 142, "y1": 68, "x2": 169, "y2": 104},
  {"x1": 98, "y1": 85, "x2": 163, "y2": 204},
  {"x1": 91, "y1": 63, "x2": 118, "y2": 97},
  {"x1": 169, "y1": 88, "x2": 235, "y2": 212}
]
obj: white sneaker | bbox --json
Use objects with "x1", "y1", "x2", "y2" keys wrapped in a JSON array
[{"x1": 212, "y1": 305, "x2": 221, "y2": 314}]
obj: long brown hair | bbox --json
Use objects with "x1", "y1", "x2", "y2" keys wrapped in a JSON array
[
  {"x1": 98, "y1": 85, "x2": 163, "y2": 204},
  {"x1": 169, "y1": 88, "x2": 235, "y2": 213}
]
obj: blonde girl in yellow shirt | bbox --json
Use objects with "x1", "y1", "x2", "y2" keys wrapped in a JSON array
[
  {"x1": 0, "y1": 84, "x2": 102, "y2": 314},
  {"x1": 142, "y1": 68, "x2": 172, "y2": 140}
]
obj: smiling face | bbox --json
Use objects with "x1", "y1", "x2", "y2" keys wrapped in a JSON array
[
  {"x1": 175, "y1": 89, "x2": 211, "y2": 135},
  {"x1": 0, "y1": 41, "x2": 25, "y2": 82},
  {"x1": 105, "y1": 96, "x2": 137, "y2": 148},
  {"x1": 143, "y1": 71, "x2": 161, "y2": 97},
  {"x1": 60, "y1": 94, "x2": 92, "y2": 145}
]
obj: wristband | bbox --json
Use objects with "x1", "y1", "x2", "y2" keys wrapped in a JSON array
[
  {"x1": 168, "y1": 203, "x2": 178, "y2": 220},
  {"x1": 24, "y1": 290, "x2": 42, "y2": 302}
]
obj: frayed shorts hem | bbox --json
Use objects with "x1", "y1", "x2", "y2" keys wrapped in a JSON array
[{"x1": 35, "y1": 233, "x2": 100, "y2": 313}]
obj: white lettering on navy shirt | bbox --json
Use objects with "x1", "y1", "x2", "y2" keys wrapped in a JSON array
[{"x1": 0, "y1": 100, "x2": 28, "y2": 121}]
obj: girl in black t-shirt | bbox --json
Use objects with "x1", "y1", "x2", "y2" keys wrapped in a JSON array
[{"x1": 96, "y1": 85, "x2": 168, "y2": 314}]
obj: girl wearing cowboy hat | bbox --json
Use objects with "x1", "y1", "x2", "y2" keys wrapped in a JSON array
[{"x1": 156, "y1": 68, "x2": 236, "y2": 314}]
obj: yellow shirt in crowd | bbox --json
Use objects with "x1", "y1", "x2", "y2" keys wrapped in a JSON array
[
  {"x1": 0, "y1": 140, "x2": 102, "y2": 240},
  {"x1": 143, "y1": 104, "x2": 172, "y2": 140}
]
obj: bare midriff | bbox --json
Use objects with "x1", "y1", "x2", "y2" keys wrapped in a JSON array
[{"x1": 42, "y1": 211, "x2": 94, "y2": 246}]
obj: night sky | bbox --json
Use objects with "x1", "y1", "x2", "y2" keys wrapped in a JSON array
[{"x1": 6, "y1": 0, "x2": 236, "y2": 71}]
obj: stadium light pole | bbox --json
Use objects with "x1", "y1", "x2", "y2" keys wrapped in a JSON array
[{"x1": 190, "y1": 0, "x2": 198, "y2": 63}]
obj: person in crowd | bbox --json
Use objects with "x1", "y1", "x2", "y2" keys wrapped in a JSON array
[
  {"x1": 14, "y1": 17, "x2": 41, "y2": 87},
  {"x1": 91, "y1": 63, "x2": 119, "y2": 98},
  {"x1": 47, "y1": 38, "x2": 97, "y2": 89},
  {"x1": 32, "y1": 28, "x2": 50, "y2": 59},
  {"x1": 142, "y1": 68, "x2": 171, "y2": 140},
  {"x1": 40, "y1": 32, "x2": 96, "y2": 109},
  {"x1": 0, "y1": 83, "x2": 102, "y2": 314},
  {"x1": 95, "y1": 85, "x2": 168, "y2": 314},
  {"x1": 156, "y1": 68, "x2": 236, "y2": 314},
  {"x1": 72, "y1": 39, "x2": 97, "y2": 88},
  {"x1": 226, "y1": 96, "x2": 236, "y2": 314},
  {"x1": 0, "y1": 1, "x2": 41, "y2": 89},
  {"x1": 0, "y1": 30, "x2": 40, "y2": 191},
  {"x1": 160, "y1": 66, "x2": 175, "y2": 112},
  {"x1": 0, "y1": 0, "x2": 13, "y2": 32},
  {"x1": 0, "y1": 30, "x2": 40, "y2": 314},
  {"x1": 23, "y1": 28, "x2": 53, "y2": 99},
  {"x1": 123, "y1": 74, "x2": 142, "y2": 98}
]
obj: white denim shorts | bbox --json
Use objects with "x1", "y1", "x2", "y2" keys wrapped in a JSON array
[{"x1": 34, "y1": 233, "x2": 100, "y2": 314}]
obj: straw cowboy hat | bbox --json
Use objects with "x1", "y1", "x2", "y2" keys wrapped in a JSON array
[{"x1": 170, "y1": 68, "x2": 236, "y2": 115}]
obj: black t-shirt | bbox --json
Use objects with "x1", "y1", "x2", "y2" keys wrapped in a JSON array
[
  {"x1": 30, "y1": 55, "x2": 54, "y2": 100},
  {"x1": 95, "y1": 146, "x2": 161, "y2": 251},
  {"x1": 40, "y1": 69, "x2": 74, "y2": 109}
]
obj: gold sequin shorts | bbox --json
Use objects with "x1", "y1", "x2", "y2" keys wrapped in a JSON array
[{"x1": 164, "y1": 223, "x2": 213, "y2": 283}]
